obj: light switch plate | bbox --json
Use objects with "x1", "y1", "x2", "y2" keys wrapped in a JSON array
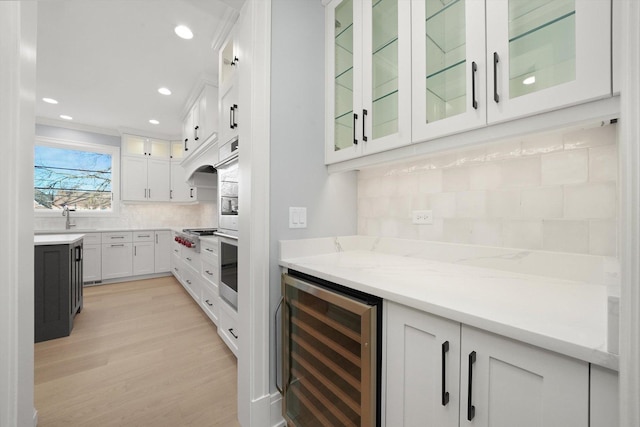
[
  {"x1": 412, "y1": 210, "x2": 433, "y2": 225},
  {"x1": 289, "y1": 207, "x2": 307, "y2": 229}
]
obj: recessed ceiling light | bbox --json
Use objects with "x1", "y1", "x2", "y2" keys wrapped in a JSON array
[
  {"x1": 42, "y1": 97, "x2": 58, "y2": 104},
  {"x1": 60, "y1": 115, "x2": 73, "y2": 120},
  {"x1": 523, "y1": 76, "x2": 536, "y2": 85},
  {"x1": 149, "y1": 119, "x2": 160, "y2": 125},
  {"x1": 158, "y1": 87, "x2": 172, "y2": 96},
  {"x1": 174, "y1": 25, "x2": 193, "y2": 40}
]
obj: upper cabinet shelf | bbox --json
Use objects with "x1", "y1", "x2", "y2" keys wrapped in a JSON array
[{"x1": 326, "y1": 0, "x2": 613, "y2": 166}]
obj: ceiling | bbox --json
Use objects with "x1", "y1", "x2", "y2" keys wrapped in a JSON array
[{"x1": 36, "y1": 0, "x2": 244, "y2": 140}]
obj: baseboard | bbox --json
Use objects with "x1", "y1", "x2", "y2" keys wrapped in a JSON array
[
  {"x1": 83, "y1": 271, "x2": 172, "y2": 286},
  {"x1": 270, "y1": 391, "x2": 285, "y2": 427}
]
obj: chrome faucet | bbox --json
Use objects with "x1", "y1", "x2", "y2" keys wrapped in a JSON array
[{"x1": 62, "y1": 204, "x2": 76, "y2": 229}]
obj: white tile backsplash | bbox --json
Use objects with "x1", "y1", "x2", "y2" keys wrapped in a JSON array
[{"x1": 358, "y1": 124, "x2": 618, "y2": 256}]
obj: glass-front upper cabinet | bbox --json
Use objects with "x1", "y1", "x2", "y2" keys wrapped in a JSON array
[
  {"x1": 486, "y1": 0, "x2": 611, "y2": 123},
  {"x1": 326, "y1": 0, "x2": 411, "y2": 164},
  {"x1": 411, "y1": 0, "x2": 486, "y2": 142}
]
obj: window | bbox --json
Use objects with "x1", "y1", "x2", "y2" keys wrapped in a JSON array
[{"x1": 34, "y1": 137, "x2": 120, "y2": 214}]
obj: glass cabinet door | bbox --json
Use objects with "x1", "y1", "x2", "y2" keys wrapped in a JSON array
[
  {"x1": 487, "y1": 0, "x2": 611, "y2": 123},
  {"x1": 411, "y1": 0, "x2": 486, "y2": 143},
  {"x1": 360, "y1": 0, "x2": 411, "y2": 155},
  {"x1": 327, "y1": 0, "x2": 361, "y2": 163}
]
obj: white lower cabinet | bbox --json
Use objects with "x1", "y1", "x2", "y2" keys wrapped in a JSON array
[
  {"x1": 133, "y1": 231, "x2": 155, "y2": 276},
  {"x1": 218, "y1": 300, "x2": 238, "y2": 357},
  {"x1": 200, "y1": 284, "x2": 219, "y2": 325},
  {"x1": 154, "y1": 230, "x2": 171, "y2": 273},
  {"x1": 102, "y1": 243, "x2": 133, "y2": 280},
  {"x1": 82, "y1": 232, "x2": 102, "y2": 283},
  {"x1": 386, "y1": 301, "x2": 589, "y2": 427},
  {"x1": 590, "y1": 365, "x2": 619, "y2": 427}
]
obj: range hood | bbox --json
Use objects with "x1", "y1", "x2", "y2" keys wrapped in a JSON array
[{"x1": 188, "y1": 165, "x2": 217, "y2": 188}]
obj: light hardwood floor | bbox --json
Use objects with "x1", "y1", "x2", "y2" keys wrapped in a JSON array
[{"x1": 34, "y1": 276, "x2": 241, "y2": 427}]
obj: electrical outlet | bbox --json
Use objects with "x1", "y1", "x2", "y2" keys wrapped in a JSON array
[{"x1": 412, "y1": 210, "x2": 433, "y2": 225}]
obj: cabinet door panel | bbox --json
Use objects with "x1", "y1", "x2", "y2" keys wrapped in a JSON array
[
  {"x1": 486, "y1": 0, "x2": 611, "y2": 123},
  {"x1": 83, "y1": 244, "x2": 102, "y2": 283},
  {"x1": 412, "y1": 0, "x2": 486, "y2": 143},
  {"x1": 386, "y1": 302, "x2": 460, "y2": 427},
  {"x1": 154, "y1": 231, "x2": 171, "y2": 273},
  {"x1": 326, "y1": 0, "x2": 363, "y2": 164},
  {"x1": 460, "y1": 325, "x2": 588, "y2": 427},
  {"x1": 102, "y1": 243, "x2": 133, "y2": 279},
  {"x1": 121, "y1": 157, "x2": 147, "y2": 201},
  {"x1": 146, "y1": 159, "x2": 170, "y2": 201},
  {"x1": 133, "y1": 241, "x2": 154, "y2": 275}
]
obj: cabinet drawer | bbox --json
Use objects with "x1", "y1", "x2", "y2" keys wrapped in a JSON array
[
  {"x1": 82, "y1": 232, "x2": 102, "y2": 245},
  {"x1": 201, "y1": 285, "x2": 219, "y2": 325},
  {"x1": 200, "y1": 237, "x2": 218, "y2": 260},
  {"x1": 218, "y1": 301, "x2": 238, "y2": 357},
  {"x1": 201, "y1": 258, "x2": 218, "y2": 286},
  {"x1": 133, "y1": 231, "x2": 154, "y2": 242},
  {"x1": 182, "y1": 249, "x2": 200, "y2": 272},
  {"x1": 102, "y1": 231, "x2": 132, "y2": 243}
]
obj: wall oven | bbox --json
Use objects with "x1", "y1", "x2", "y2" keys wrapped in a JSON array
[
  {"x1": 217, "y1": 232, "x2": 238, "y2": 311},
  {"x1": 215, "y1": 138, "x2": 239, "y2": 234},
  {"x1": 280, "y1": 271, "x2": 382, "y2": 427}
]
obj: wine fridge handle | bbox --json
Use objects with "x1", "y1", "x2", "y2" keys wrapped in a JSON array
[{"x1": 275, "y1": 296, "x2": 284, "y2": 395}]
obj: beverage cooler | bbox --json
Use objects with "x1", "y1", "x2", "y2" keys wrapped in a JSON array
[{"x1": 279, "y1": 272, "x2": 382, "y2": 427}]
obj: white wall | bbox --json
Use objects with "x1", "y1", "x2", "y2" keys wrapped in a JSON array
[
  {"x1": 0, "y1": 2, "x2": 37, "y2": 426},
  {"x1": 358, "y1": 124, "x2": 618, "y2": 256},
  {"x1": 269, "y1": 0, "x2": 357, "y2": 400}
]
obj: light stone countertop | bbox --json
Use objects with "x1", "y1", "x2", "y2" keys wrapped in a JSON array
[
  {"x1": 34, "y1": 234, "x2": 85, "y2": 246},
  {"x1": 279, "y1": 236, "x2": 619, "y2": 370}
]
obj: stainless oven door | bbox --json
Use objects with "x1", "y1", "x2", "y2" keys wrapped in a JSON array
[{"x1": 217, "y1": 234, "x2": 238, "y2": 311}]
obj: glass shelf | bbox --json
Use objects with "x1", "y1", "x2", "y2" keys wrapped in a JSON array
[
  {"x1": 426, "y1": 59, "x2": 466, "y2": 122},
  {"x1": 424, "y1": 0, "x2": 466, "y2": 124},
  {"x1": 334, "y1": 0, "x2": 354, "y2": 153},
  {"x1": 372, "y1": 90, "x2": 398, "y2": 139},
  {"x1": 425, "y1": 0, "x2": 465, "y2": 56},
  {"x1": 508, "y1": 0, "x2": 575, "y2": 99}
]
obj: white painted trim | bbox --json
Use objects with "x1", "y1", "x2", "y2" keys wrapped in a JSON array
[
  {"x1": 211, "y1": 6, "x2": 240, "y2": 52},
  {"x1": 0, "y1": 2, "x2": 36, "y2": 426},
  {"x1": 269, "y1": 392, "x2": 285, "y2": 427},
  {"x1": 237, "y1": 0, "x2": 272, "y2": 425},
  {"x1": 36, "y1": 116, "x2": 122, "y2": 137},
  {"x1": 618, "y1": 1, "x2": 640, "y2": 425}
]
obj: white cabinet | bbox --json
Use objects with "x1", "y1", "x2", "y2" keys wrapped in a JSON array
[
  {"x1": 485, "y1": 0, "x2": 611, "y2": 124},
  {"x1": 411, "y1": 0, "x2": 487, "y2": 142},
  {"x1": 218, "y1": 298, "x2": 239, "y2": 357},
  {"x1": 386, "y1": 302, "x2": 461, "y2": 427},
  {"x1": 183, "y1": 84, "x2": 218, "y2": 154},
  {"x1": 325, "y1": 0, "x2": 411, "y2": 164},
  {"x1": 101, "y1": 232, "x2": 133, "y2": 280},
  {"x1": 386, "y1": 302, "x2": 589, "y2": 427},
  {"x1": 460, "y1": 325, "x2": 588, "y2": 427},
  {"x1": 121, "y1": 134, "x2": 170, "y2": 202},
  {"x1": 590, "y1": 365, "x2": 619, "y2": 427},
  {"x1": 132, "y1": 231, "x2": 154, "y2": 276},
  {"x1": 412, "y1": 0, "x2": 611, "y2": 143},
  {"x1": 82, "y1": 232, "x2": 102, "y2": 283},
  {"x1": 154, "y1": 230, "x2": 171, "y2": 273},
  {"x1": 218, "y1": 33, "x2": 240, "y2": 146}
]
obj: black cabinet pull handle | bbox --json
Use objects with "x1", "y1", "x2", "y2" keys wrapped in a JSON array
[
  {"x1": 190, "y1": 188, "x2": 194, "y2": 198},
  {"x1": 362, "y1": 109, "x2": 368, "y2": 142},
  {"x1": 468, "y1": 351, "x2": 477, "y2": 421},
  {"x1": 184, "y1": 138, "x2": 188, "y2": 151},
  {"x1": 194, "y1": 125, "x2": 199, "y2": 141},
  {"x1": 442, "y1": 341, "x2": 450, "y2": 406},
  {"x1": 231, "y1": 56, "x2": 239, "y2": 66},
  {"x1": 232, "y1": 104, "x2": 238, "y2": 128},
  {"x1": 353, "y1": 113, "x2": 358, "y2": 145},
  {"x1": 493, "y1": 52, "x2": 500, "y2": 103},
  {"x1": 472, "y1": 61, "x2": 478, "y2": 110},
  {"x1": 205, "y1": 299, "x2": 213, "y2": 306},
  {"x1": 230, "y1": 106, "x2": 234, "y2": 129},
  {"x1": 229, "y1": 328, "x2": 238, "y2": 339}
]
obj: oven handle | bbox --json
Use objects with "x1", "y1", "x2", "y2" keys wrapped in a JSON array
[
  {"x1": 275, "y1": 296, "x2": 284, "y2": 395},
  {"x1": 213, "y1": 153, "x2": 238, "y2": 169},
  {"x1": 213, "y1": 231, "x2": 238, "y2": 241}
]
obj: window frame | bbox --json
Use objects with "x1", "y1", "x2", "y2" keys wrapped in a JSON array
[{"x1": 34, "y1": 135, "x2": 121, "y2": 217}]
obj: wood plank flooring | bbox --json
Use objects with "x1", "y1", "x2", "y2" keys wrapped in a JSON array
[{"x1": 34, "y1": 276, "x2": 241, "y2": 427}]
